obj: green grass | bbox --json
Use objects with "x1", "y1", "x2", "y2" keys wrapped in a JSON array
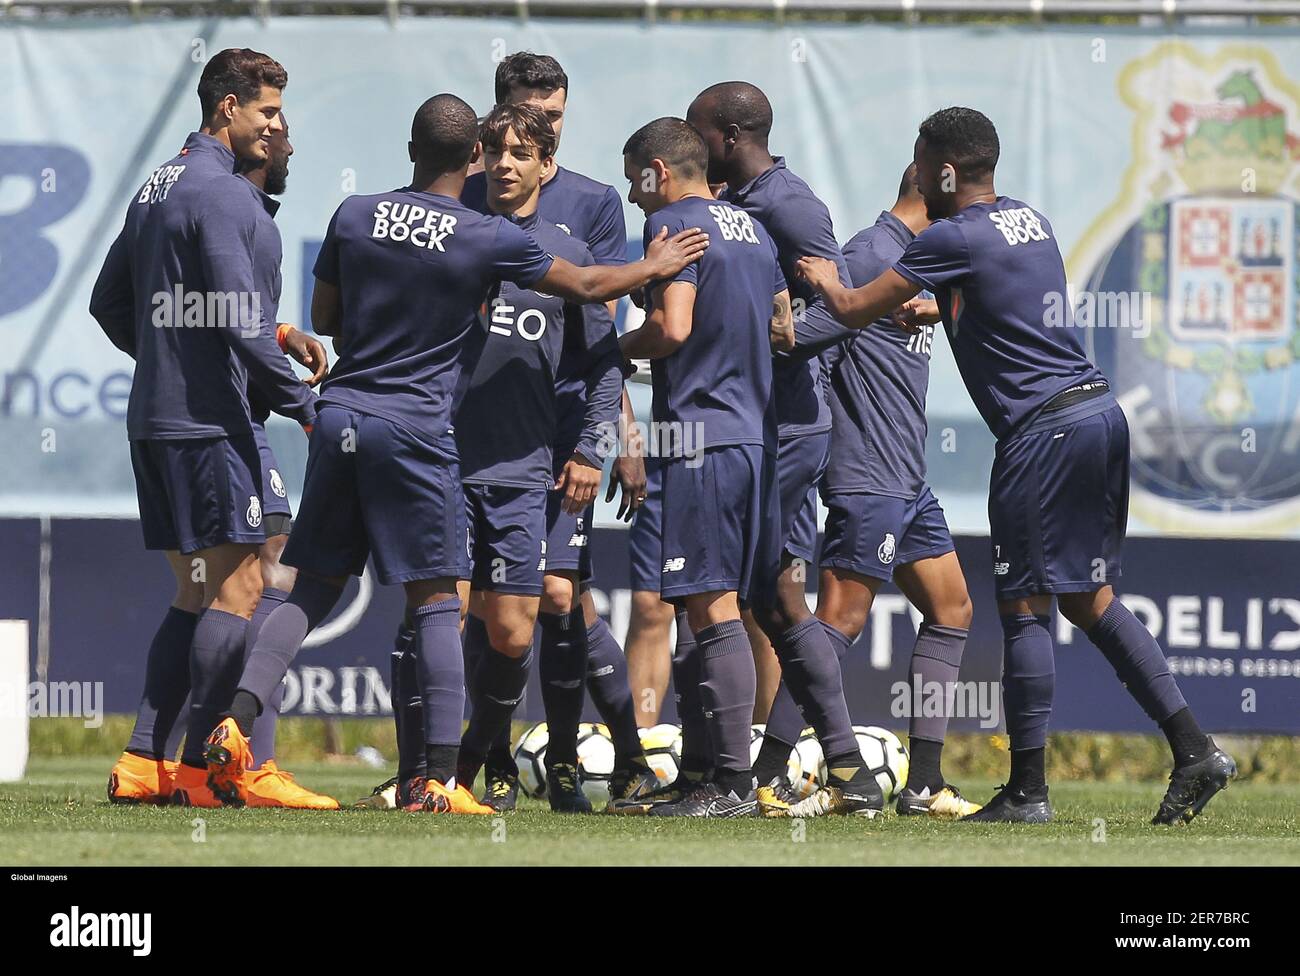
[{"x1": 3, "y1": 758, "x2": 1297, "y2": 867}]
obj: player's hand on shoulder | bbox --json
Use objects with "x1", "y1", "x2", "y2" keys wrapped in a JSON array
[
  {"x1": 646, "y1": 226, "x2": 709, "y2": 277},
  {"x1": 891, "y1": 297, "x2": 940, "y2": 333},
  {"x1": 555, "y1": 453, "x2": 603, "y2": 515},
  {"x1": 795, "y1": 255, "x2": 838, "y2": 294},
  {"x1": 278, "y1": 324, "x2": 330, "y2": 386}
]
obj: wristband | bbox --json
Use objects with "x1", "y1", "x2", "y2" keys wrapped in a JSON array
[{"x1": 276, "y1": 323, "x2": 295, "y2": 352}]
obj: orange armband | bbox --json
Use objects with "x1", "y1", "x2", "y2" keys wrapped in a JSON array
[{"x1": 276, "y1": 323, "x2": 295, "y2": 352}]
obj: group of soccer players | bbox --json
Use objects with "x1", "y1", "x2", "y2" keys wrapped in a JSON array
[{"x1": 91, "y1": 46, "x2": 1237, "y2": 824}]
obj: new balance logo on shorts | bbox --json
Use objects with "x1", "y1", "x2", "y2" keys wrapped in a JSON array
[{"x1": 663, "y1": 557, "x2": 686, "y2": 572}]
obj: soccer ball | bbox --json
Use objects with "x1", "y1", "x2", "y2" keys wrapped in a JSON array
[
  {"x1": 853, "y1": 725, "x2": 909, "y2": 801},
  {"x1": 513, "y1": 722, "x2": 549, "y2": 798},
  {"x1": 749, "y1": 724, "x2": 766, "y2": 766},
  {"x1": 576, "y1": 722, "x2": 616, "y2": 806},
  {"x1": 788, "y1": 727, "x2": 826, "y2": 798},
  {"x1": 639, "y1": 723, "x2": 683, "y2": 786}
]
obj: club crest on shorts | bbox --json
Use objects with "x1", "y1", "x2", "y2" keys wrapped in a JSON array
[
  {"x1": 269, "y1": 468, "x2": 286, "y2": 498},
  {"x1": 246, "y1": 495, "x2": 262, "y2": 529},
  {"x1": 877, "y1": 532, "x2": 897, "y2": 565}
]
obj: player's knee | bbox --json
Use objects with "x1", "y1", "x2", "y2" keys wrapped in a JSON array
[
  {"x1": 541, "y1": 574, "x2": 576, "y2": 615},
  {"x1": 486, "y1": 614, "x2": 536, "y2": 658},
  {"x1": 260, "y1": 558, "x2": 296, "y2": 595},
  {"x1": 818, "y1": 604, "x2": 867, "y2": 643},
  {"x1": 631, "y1": 590, "x2": 673, "y2": 631},
  {"x1": 932, "y1": 591, "x2": 973, "y2": 630}
]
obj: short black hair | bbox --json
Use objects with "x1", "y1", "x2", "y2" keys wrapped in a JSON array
[
  {"x1": 494, "y1": 52, "x2": 568, "y2": 103},
  {"x1": 198, "y1": 48, "x2": 287, "y2": 122},
  {"x1": 479, "y1": 102, "x2": 557, "y2": 160},
  {"x1": 917, "y1": 107, "x2": 1000, "y2": 181},
  {"x1": 410, "y1": 93, "x2": 480, "y2": 175},
  {"x1": 691, "y1": 81, "x2": 773, "y2": 139},
  {"x1": 622, "y1": 117, "x2": 708, "y2": 181}
]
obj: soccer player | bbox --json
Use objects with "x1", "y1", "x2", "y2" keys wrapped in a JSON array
[
  {"x1": 684, "y1": 82, "x2": 885, "y2": 817},
  {"x1": 457, "y1": 52, "x2": 653, "y2": 811},
  {"x1": 755, "y1": 164, "x2": 981, "y2": 819},
  {"x1": 201, "y1": 93, "x2": 707, "y2": 810},
  {"x1": 615, "y1": 117, "x2": 791, "y2": 817},
  {"x1": 450, "y1": 102, "x2": 632, "y2": 812},
  {"x1": 90, "y1": 50, "x2": 322, "y2": 808},
  {"x1": 624, "y1": 458, "x2": 674, "y2": 728},
  {"x1": 797, "y1": 107, "x2": 1236, "y2": 824}
]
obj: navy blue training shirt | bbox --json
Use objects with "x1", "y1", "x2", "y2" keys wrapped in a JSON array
[
  {"x1": 721, "y1": 157, "x2": 849, "y2": 439},
  {"x1": 243, "y1": 181, "x2": 283, "y2": 425},
  {"x1": 313, "y1": 187, "x2": 553, "y2": 443},
  {"x1": 89, "y1": 131, "x2": 316, "y2": 439},
  {"x1": 893, "y1": 196, "x2": 1105, "y2": 441},
  {"x1": 825, "y1": 211, "x2": 933, "y2": 498},
  {"x1": 456, "y1": 213, "x2": 622, "y2": 487},
  {"x1": 643, "y1": 195, "x2": 785, "y2": 454}
]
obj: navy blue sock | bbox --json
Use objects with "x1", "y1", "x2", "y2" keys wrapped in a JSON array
[
  {"x1": 462, "y1": 614, "x2": 516, "y2": 772},
  {"x1": 392, "y1": 622, "x2": 426, "y2": 781},
  {"x1": 696, "y1": 618, "x2": 757, "y2": 796},
  {"x1": 248, "y1": 679, "x2": 284, "y2": 770},
  {"x1": 459, "y1": 646, "x2": 532, "y2": 783},
  {"x1": 539, "y1": 611, "x2": 588, "y2": 767},
  {"x1": 1086, "y1": 599, "x2": 1188, "y2": 725},
  {"x1": 181, "y1": 608, "x2": 249, "y2": 766},
  {"x1": 126, "y1": 606, "x2": 197, "y2": 759},
  {"x1": 770, "y1": 616, "x2": 859, "y2": 765},
  {"x1": 672, "y1": 611, "x2": 711, "y2": 780},
  {"x1": 909, "y1": 623, "x2": 969, "y2": 746},
  {"x1": 413, "y1": 599, "x2": 463, "y2": 782},
  {"x1": 585, "y1": 617, "x2": 645, "y2": 769},
  {"x1": 1000, "y1": 614, "x2": 1055, "y2": 752},
  {"x1": 754, "y1": 684, "x2": 801, "y2": 785},
  {"x1": 237, "y1": 575, "x2": 342, "y2": 717}
]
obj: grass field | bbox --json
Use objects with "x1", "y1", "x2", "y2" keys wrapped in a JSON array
[{"x1": 3, "y1": 758, "x2": 1298, "y2": 867}]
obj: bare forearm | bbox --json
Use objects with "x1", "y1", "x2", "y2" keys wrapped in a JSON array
[{"x1": 621, "y1": 325, "x2": 681, "y2": 360}]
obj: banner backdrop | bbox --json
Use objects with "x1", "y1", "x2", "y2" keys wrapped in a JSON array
[
  {"x1": 3, "y1": 18, "x2": 1300, "y2": 537},
  {"x1": 4, "y1": 519, "x2": 1298, "y2": 733}
]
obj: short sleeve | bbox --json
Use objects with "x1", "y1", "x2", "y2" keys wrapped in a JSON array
[
  {"x1": 494, "y1": 218, "x2": 555, "y2": 288},
  {"x1": 894, "y1": 219, "x2": 970, "y2": 290},
  {"x1": 313, "y1": 206, "x2": 344, "y2": 285},
  {"x1": 647, "y1": 212, "x2": 696, "y2": 289}
]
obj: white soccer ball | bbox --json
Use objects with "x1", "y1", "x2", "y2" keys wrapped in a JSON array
[
  {"x1": 576, "y1": 722, "x2": 616, "y2": 806},
  {"x1": 513, "y1": 721, "x2": 549, "y2": 799},
  {"x1": 639, "y1": 723, "x2": 683, "y2": 786},
  {"x1": 788, "y1": 726, "x2": 826, "y2": 798},
  {"x1": 749, "y1": 723, "x2": 767, "y2": 766},
  {"x1": 853, "y1": 725, "x2": 909, "y2": 801}
]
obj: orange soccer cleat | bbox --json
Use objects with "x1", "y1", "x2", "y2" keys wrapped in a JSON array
[
  {"x1": 246, "y1": 761, "x2": 341, "y2": 810},
  {"x1": 168, "y1": 762, "x2": 224, "y2": 808},
  {"x1": 107, "y1": 752, "x2": 175, "y2": 805},
  {"x1": 420, "y1": 779, "x2": 495, "y2": 815},
  {"x1": 203, "y1": 717, "x2": 254, "y2": 806}
]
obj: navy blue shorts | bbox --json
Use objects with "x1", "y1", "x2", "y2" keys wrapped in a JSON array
[
  {"x1": 252, "y1": 421, "x2": 293, "y2": 519},
  {"x1": 989, "y1": 395, "x2": 1128, "y2": 601},
  {"x1": 282, "y1": 406, "x2": 469, "y2": 587},
  {"x1": 467, "y1": 483, "x2": 548, "y2": 596},
  {"x1": 545, "y1": 489, "x2": 594, "y2": 586},
  {"x1": 659, "y1": 444, "x2": 781, "y2": 607},
  {"x1": 627, "y1": 459, "x2": 664, "y2": 593},
  {"x1": 821, "y1": 485, "x2": 955, "y2": 582},
  {"x1": 130, "y1": 435, "x2": 266, "y2": 555},
  {"x1": 777, "y1": 431, "x2": 829, "y2": 564}
]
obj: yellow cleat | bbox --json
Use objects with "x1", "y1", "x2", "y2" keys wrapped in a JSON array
[
  {"x1": 756, "y1": 779, "x2": 801, "y2": 818},
  {"x1": 421, "y1": 779, "x2": 495, "y2": 815},
  {"x1": 203, "y1": 717, "x2": 254, "y2": 807},
  {"x1": 895, "y1": 784, "x2": 983, "y2": 819},
  {"x1": 107, "y1": 752, "x2": 175, "y2": 805},
  {"x1": 353, "y1": 776, "x2": 400, "y2": 810},
  {"x1": 168, "y1": 762, "x2": 224, "y2": 808},
  {"x1": 247, "y1": 761, "x2": 340, "y2": 810}
]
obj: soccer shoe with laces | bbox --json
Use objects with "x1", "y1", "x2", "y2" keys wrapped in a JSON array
[
  {"x1": 756, "y1": 777, "x2": 802, "y2": 818},
  {"x1": 784, "y1": 766, "x2": 883, "y2": 818},
  {"x1": 203, "y1": 716, "x2": 254, "y2": 806},
  {"x1": 546, "y1": 763, "x2": 593, "y2": 814},
  {"x1": 168, "y1": 763, "x2": 223, "y2": 808},
  {"x1": 606, "y1": 776, "x2": 694, "y2": 815},
  {"x1": 421, "y1": 779, "x2": 494, "y2": 815},
  {"x1": 353, "y1": 775, "x2": 400, "y2": 810},
  {"x1": 482, "y1": 768, "x2": 520, "y2": 812},
  {"x1": 604, "y1": 765, "x2": 661, "y2": 813},
  {"x1": 107, "y1": 752, "x2": 175, "y2": 805},
  {"x1": 896, "y1": 784, "x2": 983, "y2": 818},
  {"x1": 247, "y1": 761, "x2": 340, "y2": 810},
  {"x1": 1152, "y1": 741, "x2": 1237, "y2": 825},
  {"x1": 647, "y1": 782, "x2": 757, "y2": 819},
  {"x1": 961, "y1": 784, "x2": 1052, "y2": 823}
]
